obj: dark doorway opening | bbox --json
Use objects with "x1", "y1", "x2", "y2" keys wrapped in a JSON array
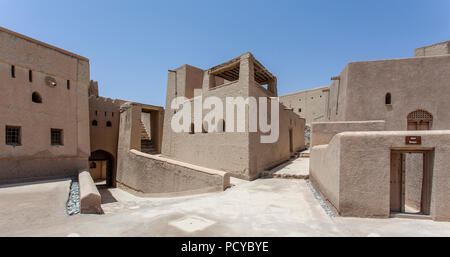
[
  {"x1": 390, "y1": 150, "x2": 434, "y2": 217},
  {"x1": 89, "y1": 150, "x2": 115, "y2": 187}
]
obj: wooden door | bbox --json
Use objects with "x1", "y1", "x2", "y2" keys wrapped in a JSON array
[
  {"x1": 417, "y1": 121, "x2": 430, "y2": 131},
  {"x1": 407, "y1": 121, "x2": 417, "y2": 131},
  {"x1": 390, "y1": 152, "x2": 403, "y2": 212}
]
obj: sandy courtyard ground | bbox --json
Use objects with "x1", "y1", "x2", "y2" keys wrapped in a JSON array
[{"x1": 1, "y1": 169, "x2": 450, "y2": 237}]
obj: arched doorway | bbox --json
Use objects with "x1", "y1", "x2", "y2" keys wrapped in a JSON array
[
  {"x1": 89, "y1": 150, "x2": 114, "y2": 187},
  {"x1": 407, "y1": 110, "x2": 433, "y2": 131}
]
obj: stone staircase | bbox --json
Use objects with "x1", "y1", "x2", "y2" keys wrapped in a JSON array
[
  {"x1": 140, "y1": 120, "x2": 151, "y2": 140},
  {"x1": 141, "y1": 140, "x2": 159, "y2": 155},
  {"x1": 140, "y1": 120, "x2": 158, "y2": 155},
  {"x1": 261, "y1": 156, "x2": 310, "y2": 180}
]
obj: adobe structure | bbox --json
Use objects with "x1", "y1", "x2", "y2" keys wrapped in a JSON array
[
  {"x1": 280, "y1": 86, "x2": 330, "y2": 126},
  {"x1": 1, "y1": 26, "x2": 448, "y2": 222},
  {"x1": 0, "y1": 27, "x2": 90, "y2": 184},
  {"x1": 161, "y1": 53, "x2": 306, "y2": 180},
  {"x1": 1, "y1": 27, "x2": 304, "y2": 197},
  {"x1": 309, "y1": 40, "x2": 450, "y2": 221},
  {"x1": 87, "y1": 81, "x2": 164, "y2": 187}
]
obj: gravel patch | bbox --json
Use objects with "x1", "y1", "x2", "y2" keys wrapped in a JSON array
[
  {"x1": 306, "y1": 180, "x2": 335, "y2": 218},
  {"x1": 67, "y1": 179, "x2": 80, "y2": 216}
]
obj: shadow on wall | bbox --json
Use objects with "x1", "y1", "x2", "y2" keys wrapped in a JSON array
[{"x1": 116, "y1": 102, "x2": 230, "y2": 197}]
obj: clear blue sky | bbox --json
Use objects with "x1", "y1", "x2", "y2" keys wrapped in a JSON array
[{"x1": 1, "y1": 0, "x2": 449, "y2": 106}]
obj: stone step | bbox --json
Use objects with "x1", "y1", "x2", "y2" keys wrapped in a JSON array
[
  {"x1": 300, "y1": 152, "x2": 310, "y2": 158},
  {"x1": 141, "y1": 147, "x2": 157, "y2": 150},
  {"x1": 261, "y1": 171, "x2": 309, "y2": 180},
  {"x1": 142, "y1": 149, "x2": 157, "y2": 153},
  {"x1": 299, "y1": 149, "x2": 310, "y2": 158},
  {"x1": 141, "y1": 139, "x2": 158, "y2": 154},
  {"x1": 290, "y1": 152, "x2": 300, "y2": 159},
  {"x1": 141, "y1": 144, "x2": 156, "y2": 147}
]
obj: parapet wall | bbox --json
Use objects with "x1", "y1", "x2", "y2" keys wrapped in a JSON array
[
  {"x1": 310, "y1": 120, "x2": 385, "y2": 147},
  {"x1": 0, "y1": 157, "x2": 87, "y2": 185},
  {"x1": 309, "y1": 140, "x2": 341, "y2": 212},
  {"x1": 415, "y1": 41, "x2": 450, "y2": 57},
  {"x1": 78, "y1": 170, "x2": 102, "y2": 214},
  {"x1": 117, "y1": 102, "x2": 230, "y2": 196},
  {"x1": 118, "y1": 150, "x2": 230, "y2": 197}
]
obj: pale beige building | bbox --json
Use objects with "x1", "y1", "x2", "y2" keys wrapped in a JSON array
[
  {"x1": 88, "y1": 81, "x2": 164, "y2": 187},
  {"x1": 0, "y1": 27, "x2": 90, "y2": 184},
  {"x1": 0, "y1": 27, "x2": 226, "y2": 197},
  {"x1": 325, "y1": 42, "x2": 450, "y2": 130},
  {"x1": 162, "y1": 53, "x2": 306, "y2": 180},
  {"x1": 310, "y1": 40, "x2": 450, "y2": 221},
  {"x1": 88, "y1": 81, "x2": 123, "y2": 187},
  {"x1": 280, "y1": 86, "x2": 330, "y2": 126}
]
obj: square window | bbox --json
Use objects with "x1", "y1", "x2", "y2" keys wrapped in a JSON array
[
  {"x1": 51, "y1": 129, "x2": 63, "y2": 146},
  {"x1": 5, "y1": 126, "x2": 21, "y2": 146}
]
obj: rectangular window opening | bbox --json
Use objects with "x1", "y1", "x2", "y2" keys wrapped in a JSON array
[
  {"x1": 11, "y1": 65, "x2": 15, "y2": 78},
  {"x1": 51, "y1": 129, "x2": 63, "y2": 146},
  {"x1": 67, "y1": 80, "x2": 70, "y2": 90},
  {"x1": 6, "y1": 126, "x2": 21, "y2": 146},
  {"x1": 29, "y1": 70, "x2": 33, "y2": 82}
]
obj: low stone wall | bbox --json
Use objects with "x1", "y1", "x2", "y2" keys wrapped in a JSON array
[
  {"x1": 78, "y1": 171, "x2": 102, "y2": 214},
  {"x1": 309, "y1": 140, "x2": 341, "y2": 213},
  {"x1": 310, "y1": 120, "x2": 385, "y2": 147},
  {"x1": 117, "y1": 150, "x2": 230, "y2": 197},
  {"x1": 0, "y1": 157, "x2": 88, "y2": 185},
  {"x1": 117, "y1": 102, "x2": 230, "y2": 197}
]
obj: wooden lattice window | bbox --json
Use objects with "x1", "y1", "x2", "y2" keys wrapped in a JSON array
[
  {"x1": 5, "y1": 126, "x2": 21, "y2": 146},
  {"x1": 407, "y1": 110, "x2": 433, "y2": 131}
]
